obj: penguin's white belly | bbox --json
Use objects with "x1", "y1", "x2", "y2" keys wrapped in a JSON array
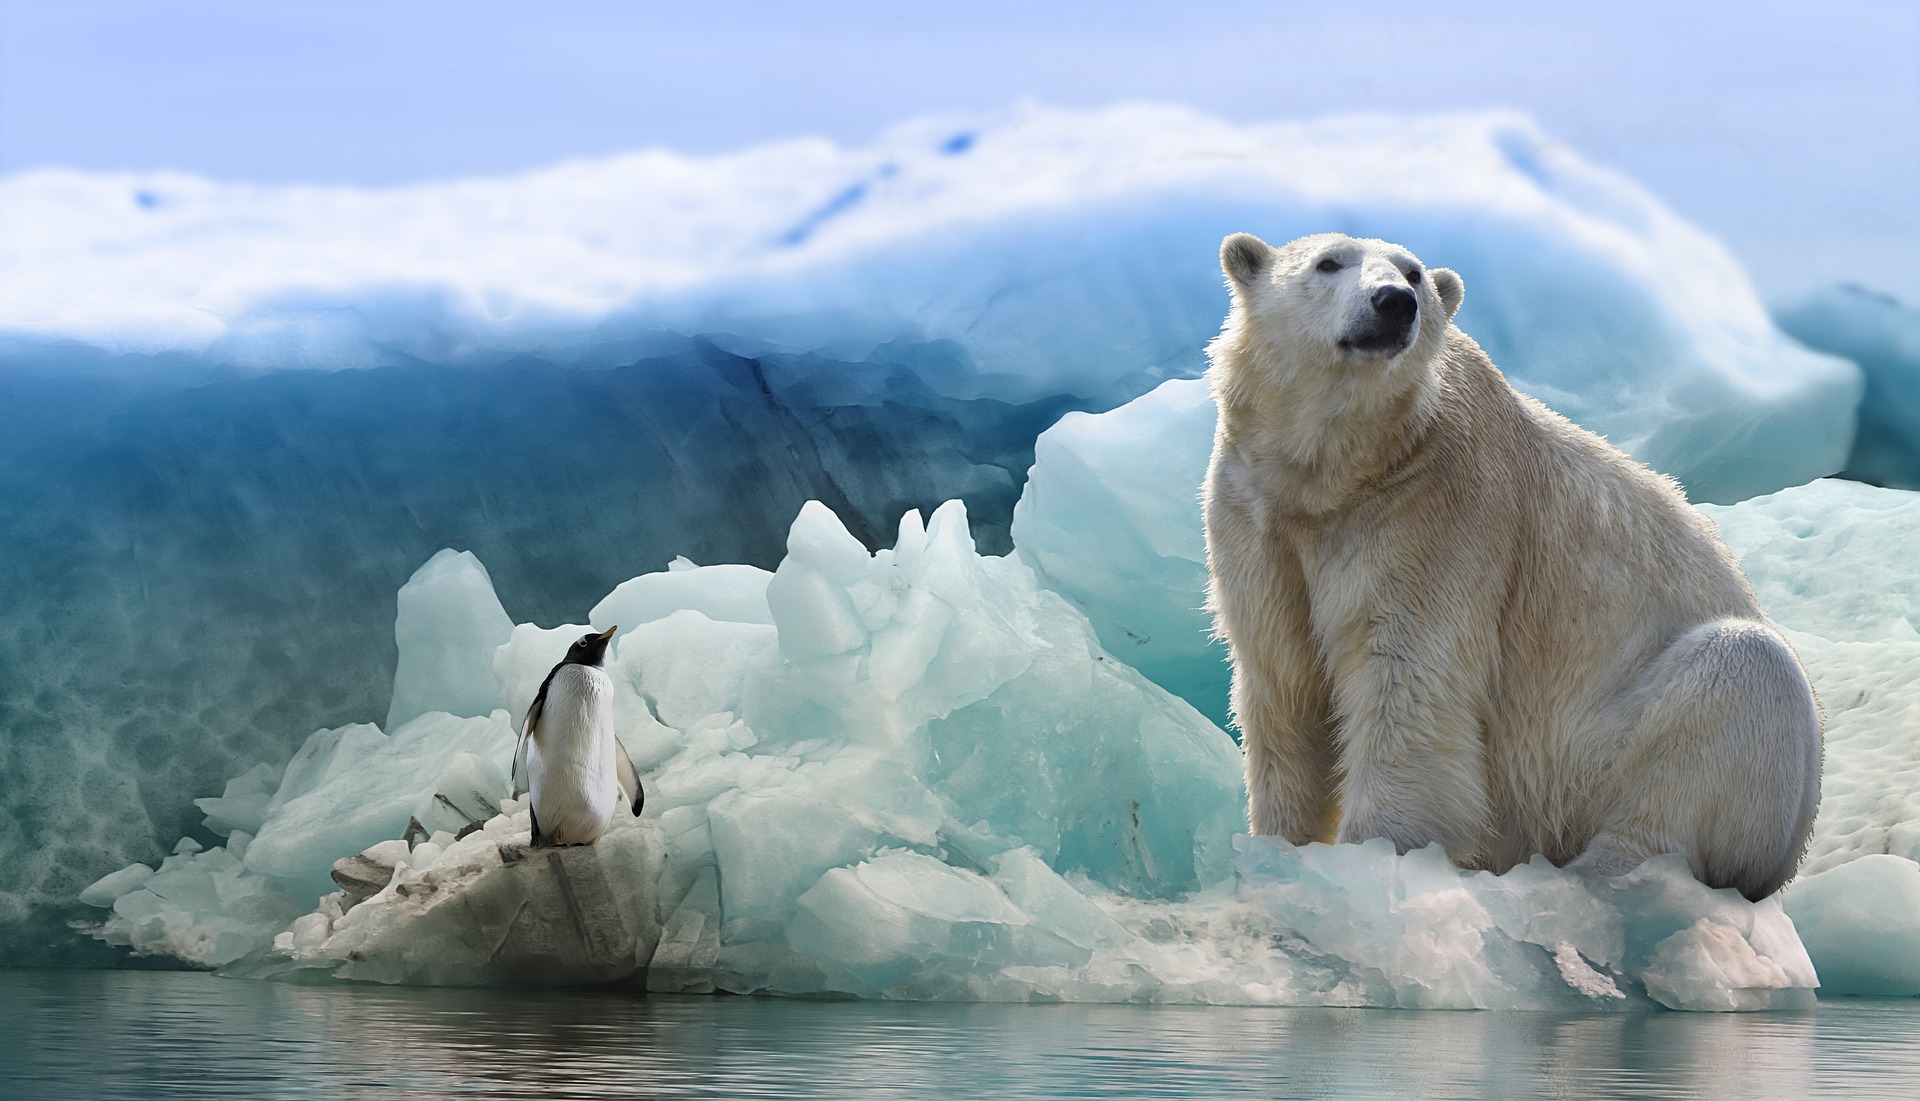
[{"x1": 527, "y1": 665, "x2": 619, "y2": 844}]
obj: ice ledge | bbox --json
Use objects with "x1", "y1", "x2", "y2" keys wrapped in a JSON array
[
  {"x1": 258, "y1": 802, "x2": 662, "y2": 988},
  {"x1": 213, "y1": 823, "x2": 1816, "y2": 1012},
  {"x1": 1233, "y1": 837, "x2": 1816, "y2": 1012}
]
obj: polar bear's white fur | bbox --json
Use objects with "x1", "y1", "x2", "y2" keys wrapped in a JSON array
[{"x1": 1203, "y1": 231, "x2": 1821, "y2": 900}]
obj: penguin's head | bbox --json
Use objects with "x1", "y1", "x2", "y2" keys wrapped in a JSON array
[{"x1": 563, "y1": 625, "x2": 617, "y2": 667}]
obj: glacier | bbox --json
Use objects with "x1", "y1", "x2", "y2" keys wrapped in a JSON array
[
  {"x1": 0, "y1": 104, "x2": 1861, "y2": 468},
  {"x1": 82, "y1": 500, "x2": 1826, "y2": 1010},
  {"x1": 0, "y1": 102, "x2": 1886, "y2": 972}
]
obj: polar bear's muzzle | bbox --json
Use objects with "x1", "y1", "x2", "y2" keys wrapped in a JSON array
[{"x1": 1339, "y1": 285, "x2": 1419, "y2": 356}]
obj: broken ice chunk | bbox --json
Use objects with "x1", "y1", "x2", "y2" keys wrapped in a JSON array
[
  {"x1": 385, "y1": 549, "x2": 515, "y2": 732},
  {"x1": 193, "y1": 762, "x2": 283, "y2": 839},
  {"x1": 1639, "y1": 919, "x2": 1797, "y2": 1012},
  {"x1": 245, "y1": 711, "x2": 515, "y2": 898},
  {"x1": 786, "y1": 850, "x2": 1086, "y2": 995},
  {"x1": 79, "y1": 863, "x2": 155, "y2": 909},
  {"x1": 591, "y1": 563, "x2": 774, "y2": 629},
  {"x1": 1782, "y1": 853, "x2": 1920, "y2": 996}
]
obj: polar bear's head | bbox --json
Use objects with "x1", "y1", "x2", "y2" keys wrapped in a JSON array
[{"x1": 1218, "y1": 232, "x2": 1463, "y2": 369}]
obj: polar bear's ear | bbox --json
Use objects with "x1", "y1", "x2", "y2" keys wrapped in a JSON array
[
  {"x1": 1221, "y1": 233, "x2": 1274, "y2": 293},
  {"x1": 1431, "y1": 268, "x2": 1465, "y2": 319}
]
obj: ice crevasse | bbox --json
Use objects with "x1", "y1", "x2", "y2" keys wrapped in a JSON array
[{"x1": 88, "y1": 497, "x2": 1847, "y2": 1011}]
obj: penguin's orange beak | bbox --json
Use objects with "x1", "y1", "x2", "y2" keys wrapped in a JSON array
[{"x1": 595, "y1": 625, "x2": 618, "y2": 641}]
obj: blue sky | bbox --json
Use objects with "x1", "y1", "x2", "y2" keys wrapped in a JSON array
[{"x1": 2, "y1": 0, "x2": 1916, "y2": 302}]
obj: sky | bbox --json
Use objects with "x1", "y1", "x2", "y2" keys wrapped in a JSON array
[{"x1": 1, "y1": 0, "x2": 1916, "y2": 303}]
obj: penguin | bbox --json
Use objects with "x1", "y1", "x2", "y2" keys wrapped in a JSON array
[{"x1": 511, "y1": 625, "x2": 643, "y2": 847}]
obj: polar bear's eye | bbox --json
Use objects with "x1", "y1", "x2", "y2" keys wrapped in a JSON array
[
  {"x1": 1406, "y1": 268, "x2": 1423, "y2": 285},
  {"x1": 1316, "y1": 258, "x2": 1341, "y2": 273}
]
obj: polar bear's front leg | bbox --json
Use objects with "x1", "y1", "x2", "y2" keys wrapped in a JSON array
[
  {"x1": 1326, "y1": 600, "x2": 1496, "y2": 866},
  {"x1": 1208, "y1": 513, "x2": 1340, "y2": 845},
  {"x1": 1232, "y1": 632, "x2": 1340, "y2": 844}
]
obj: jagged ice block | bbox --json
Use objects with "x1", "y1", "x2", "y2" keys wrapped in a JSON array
[{"x1": 81, "y1": 500, "x2": 1827, "y2": 1008}]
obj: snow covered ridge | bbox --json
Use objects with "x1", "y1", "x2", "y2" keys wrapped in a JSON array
[
  {"x1": 81, "y1": 492, "x2": 1913, "y2": 1009},
  {"x1": 1, "y1": 103, "x2": 1856, "y2": 499}
]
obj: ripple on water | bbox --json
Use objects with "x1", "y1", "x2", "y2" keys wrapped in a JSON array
[{"x1": 4, "y1": 970, "x2": 1920, "y2": 1100}]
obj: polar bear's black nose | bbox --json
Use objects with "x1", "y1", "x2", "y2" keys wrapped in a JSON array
[{"x1": 1371, "y1": 285, "x2": 1417, "y2": 328}]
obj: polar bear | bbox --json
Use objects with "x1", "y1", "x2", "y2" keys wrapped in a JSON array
[{"x1": 1202, "y1": 231, "x2": 1822, "y2": 900}]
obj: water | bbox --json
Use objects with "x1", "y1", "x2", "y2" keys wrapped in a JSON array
[
  {"x1": 4, "y1": 971, "x2": 1919, "y2": 1100},
  {"x1": 3, "y1": 968, "x2": 1920, "y2": 1099}
]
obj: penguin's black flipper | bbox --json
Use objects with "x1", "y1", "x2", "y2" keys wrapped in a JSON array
[{"x1": 615, "y1": 739, "x2": 644, "y2": 816}]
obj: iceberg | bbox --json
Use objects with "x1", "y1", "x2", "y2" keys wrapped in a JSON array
[
  {"x1": 1, "y1": 104, "x2": 1868, "y2": 960},
  {"x1": 1781, "y1": 855, "x2": 1920, "y2": 998},
  {"x1": 81, "y1": 500, "x2": 1245, "y2": 981},
  {"x1": 1015, "y1": 379, "x2": 1920, "y2": 995},
  {"x1": 1775, "y1": 285, "x2": 1920, "y2": 491},
  {"x1": 0, "y1": 337, "x2": 1073, "y2": 961},
  {"x1": 0, "y1": 106, "x2": 1859, "y2": 464},
  {"x1": 1013, "y1": 379, "x2": 1224, "y2": 726},
  {"x1": 82, "y1": 500, "x2": 1824, "y2": 1010},
  {"x1": 384, "y1": 549, "x2": 515, "y2": 732}
]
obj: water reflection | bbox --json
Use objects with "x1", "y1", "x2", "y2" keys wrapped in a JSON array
[{"x1": 4, "y1": 970, "x2": 1917, "y2": 1100}]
